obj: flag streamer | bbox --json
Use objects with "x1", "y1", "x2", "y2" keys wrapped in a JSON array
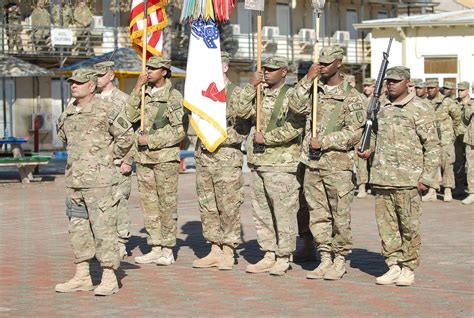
[{"x1": 180, "y1": 0, "x2": 236, "y2": 24}]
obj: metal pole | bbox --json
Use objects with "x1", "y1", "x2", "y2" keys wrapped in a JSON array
[
  {"x1": 114, "y1": 0, "x2": 119, "y2": 50},
  {"x1": 1, "y1": 0, "x2": 7, "y2": 136}
]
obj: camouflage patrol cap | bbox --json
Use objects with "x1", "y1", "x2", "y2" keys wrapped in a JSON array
[
  {"x1": 442, "y1": 82, "x2": 456, "y2": 89},
  {"x1": 146, "y1": 56, "x2": 171, "y2": 70},
  {"x1": 457, "y1": 81, "x2": 470, "y2": 90},
  {"x1": 363, "y1": 78, "x2": 376, "y2": 86},
  {"x1": 94, "y1": 61, "x2": 115, "y2": 75},
  {"x1": 262, "y1": 55, "x2": 289, "y2": 69},
  {"x1": 385, "y1": 66, "x2": 410, "y2": 80},
  {"x1": 425, "y1": 78, "x2": 439, "y2": 88},
  {"x1": 221, "y1": 51, "x2": 231, "y2": 64},
  {"x1": 319, "y1": 46, "x2": 344, "y2": 63},
  {"x1": 411, "y1": 78, "x2": 426, "y2": 88},
  {"x1": 68, "y1": 69, "x2": 97, "y2": 83}
]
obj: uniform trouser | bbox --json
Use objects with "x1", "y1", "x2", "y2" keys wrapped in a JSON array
[
  {"x1": 136, "y1": 161, "x2": 179, "y2": 247},
  {"x1": 7, "y1": 26, "x2": 22, "y2": 52},
  {"x1": 251, "y1": 170, "x2": 300, "y2": 257},
  {"x1": 67, "y1": 186, "x2": 120, "y2": 269},
  {"x1": 354, "y1": 150, "x2": 369, "y2": 186},
  {"x1": 466, "y1": 144, "x2": 474, "y2": 193},
  {"x1": 116, "y1": 171, "x2": 132, "y2": 244},
  {"x1": 441, "y1": 143, "x2": 455, "y2": 188},
  {"x1": 304, "y1": 168, "x2": 353, "y2": 257},
  {"x1": 454, "y1": 135, "x2": 467, "y2": 190},
  {"x1": 196, "y1": 163, "x2": 243, "y2": 247},
  {"x1": 296, "y1": 163, "x2": 311, "y2": 239},
  {"x1": 374, "y1": 188, "x2": 421, "y2": 270},
  {"x1": 33, "y1": 29, "x2": 50, "y2": 51}
]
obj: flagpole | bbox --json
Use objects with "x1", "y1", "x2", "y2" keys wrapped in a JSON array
[
  {"x1": 256, "y1": 12, "x2": 262, "y2": 133},
  {"x1": 140, "y1": 0, "x2": 148, "y2": 132},
  {"x1": 311, "y1": 3, "x2": 323, "y2": 138}
]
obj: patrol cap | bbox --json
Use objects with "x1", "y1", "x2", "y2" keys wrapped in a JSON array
[
  {"x1": 262, "y1": 55, "x2": 289, "y2": 69},
  {"x1": 297, "y1": 61, "x2": 312, "y2": 75},
  {"x1": 146, "y1": 56, "x2": 171, "y2": 70},
  {"x1": 319, "y1": 46, "x2": 344, "y2": 63},
  {"x1": 457, "y1": 81, "x2": 470, "y2": 90},
  {"x1": 67, "y1": 69, "x2": 97, "y2": 83},
  {"x1": 94, "y1": 61, "x2": 115, "y2": 75},
  {"x1": 221, "y1": 51, "x2": 231, "y2": 64},
  {"x1": 442, "y1": 82, "x2": 456, "y2": 89},
  {"x1": 385, "y1": 66, "x2": 410, "y2": 81},
  {"x1": 363, "y1": 78, "x2": 376, "y2": 86},
  {"x1": 425, "y1": 78, "x2": 439, "y2": 88},
  {"x1": 411, "y1": 78, "x2": 426, "y2": 88}
]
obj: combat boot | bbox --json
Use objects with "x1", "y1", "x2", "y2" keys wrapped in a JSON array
[
  {"x1": 246, "y1": 252, "x2": 276, "y2": 273},
  {"x1": 269, "y1": 255, "x2": 290, "y2": 276},
  {"x1": 356, "y1": 184, "x2": 367, "y2": 198},
  {"x1": 55, "y1": 261, "x2": 94, "y2": 293},
  {"x1": 94, "y1": 268, "x2": 119, "y2": 296},
  {"x1": 375, "y1": 265, "x2": 401, "y2": 285},
  {"x1": 443, "y1": 188, "x2": 453, "y2": 202},
  {"x1": 118, "y1": 242, "x2": 128, "y2": 260},
  {"x1": 396, "y1": 267, "x2": 415, "y2": 286},
  {"x1": 422, "y1": 188, "x2": 437, "y2": 202},
  {"x1": 193, "y1": 244, "x2": 222, "y2": 268},
  {"x1": 306, "y1": 252, "x2": 332, "y2": 279},
  {"x1": 218, "y1": 245, "x2": 235, "y2": 270},
  {"x1": 293, "y1": 236, "x2": 316, "y2": 262},
  {"x1": 134, "y1": 246, "x2": 162, "y2": 264},
  {"x1": 156, "y1": 247, "x2": 175, "y2": 266},
  {"x1": 462, "y1": 194, "x2": 474, "y2": 205},
  {"x1": 324, "y1": 255, "x2": 346, "y2": 280}
]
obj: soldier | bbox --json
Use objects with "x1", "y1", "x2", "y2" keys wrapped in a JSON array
[
  {"x1": 125, "y1": 56, "x2": 186, "y2": 266},
  {"x1": 355, "y1": 77, "x2": 375, "y2": 199},
  {"x1": 235, "y1": 56, "x2": 306, "y2": 276},
  {"x1": 358, "y1": 66, "x2": 440, "y2": 286},
  {"x1": 52, "y1": 1, "x2": 74, "y2": 27},
  {"x1": 94, "y1": 61, "x2": 134, "y2": 259},
  {"x1": 55, "y1": 69, "x2": 134, "y2": 296},
  {"x1": 441, "y1": 82, "x2": 456, "y2": 100},
  {"x1": 192, "y1": 52, "x2": 251, "y2": 270},
  {"x1": 290, "y1": 46, "x2": 366, "y2": 281},
  {"x1": 423, "y1": 79, "x2": 464, "y2": 202},
  {"x1": 458, "y1": 82, "x2": 474, "y2": 205},
  {"x1": 412, "y1": 79, "x2": 428, "y2": 99},
  {"x1": 73, "y1": 0, "x2": 93, "y2": 55},
  {"x1": 31, "y1": 0, "x2": 51, "y2": 52},
  {"x1": 5, "y1": 2, "x2": 23, "y2": 53}
]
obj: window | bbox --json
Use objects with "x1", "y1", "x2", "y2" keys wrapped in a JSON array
[
  {"x1": 346, "y1": 9, "x2": 358, "y2": 39},
  {"x1": 276, "y1": 4, "x2": 290, "y2": 36},
  {"x1": 424, "y1": 57, "x2": 457, "y2": 74},
  {"x1": 377, "y1": 11, "x2": 388, "y2": 19}
]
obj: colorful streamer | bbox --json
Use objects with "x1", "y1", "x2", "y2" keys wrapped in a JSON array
[{"x1": 180, "y1": 0, "x2": 236, "y2": 24}]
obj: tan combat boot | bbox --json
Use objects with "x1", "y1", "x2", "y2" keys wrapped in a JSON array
[
  {"x1": 269, "y1": 255, "x2": 290, "y2": 276},
  {"x1": 376, "y1": 265, "x2": 401, "y2": 285},
  {"x1": 94, "y1": 267, "x2": 119, "y2": 296},
  {"x1": 118, "y1": 242, "x2": 128, "y2": 260},
  {"x1": 218, "y1": 245, "x2": 235, "y2": 270},
  {"x1": 293, "y1": 236, "x2": 317, "y2": 262},
  {"x1": 246, "y1": 252, "x2": 276, "y2": 273},
  {"x1": 356, "y1": 184, "x2": 367, "y2": 198},
  {"x1": 156, "y1": 247, "x2": 175, "y2": 266},
  {"x1": 134, "y1": 246, "x2": 162, "y2": 264},
  {"x1": 324, "y1": 255, "x2": 346, "y2": 280},
  {"x1": 396, "y1": 267, "x2": 415, "y2": 286},
  {"x1": 306, "y1": 252, "x2": 332, "y2": 279},
  {"x1": 193, "y1": 244, "x2": 222, "y2": 268},
  {"x1": 443, "y1": 188, "x2": 452, "y2": 202},
  {"x1": 422, "y1": 188, "x2": 437, "y2": 202},
  {"x1": 462, "y1": 194, "x2": 474, "y2": 205},
  {"x1": 55, "y1": 261, "x2": 94, "y2": 293}
]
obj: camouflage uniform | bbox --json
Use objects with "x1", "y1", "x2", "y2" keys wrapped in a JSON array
[
  {"x1": 196, "y1": 81, "x2": 251, "y2": 247},
  {"x1": 236, "y1": 57, "x2": 306, "y2": 258},
  {"x1": 52, "y1": 3, "x2": 73, "y2": 26},
  {"x1": 370, "y1": 67, "x2": 439, "y2": 271},
  {"x1": 57, "y1": 70, "x2": 134, "y2": 270},
  {"x1": 73, "y1": 2, "x2": 92, "y2": 55},
  {"x1": 6, "y1": 3, "x2": 23, "y2": 53},
  {"x1": 125, "y1": 58, "x2": 185, "y2": 250},
  {"x1": 31, "y1": 2, "x2": 51, "y2": 52},
  {"x1": 459, "y1": 82, "x2": 474, "y2": 196}
]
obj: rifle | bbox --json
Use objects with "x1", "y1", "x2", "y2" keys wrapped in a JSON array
[{"x1": 359, "y1": 37, "x2": 393, "y2": 152}]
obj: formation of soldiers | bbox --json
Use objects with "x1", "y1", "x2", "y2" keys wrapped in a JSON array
[
  {"x1": 54, "y1": 46, "x2": 473, "y2": 296},
  {"x1": 3, "y1": 0, "x2": 92, "y2": 54}
]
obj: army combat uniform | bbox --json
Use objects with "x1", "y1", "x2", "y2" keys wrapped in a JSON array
[
  {"x1": 73, "y1": 2, "x2": 93, "y2": 55},
  {"x1": 31, "y1": 1, "x2": 51, "y2": 52},
  {"x1": 52, "y1": 3, "x2": 74, "y2": 26},
  {"x1": 369, "y1": 67, "x2": 440, "y2": 286},
  {"x1": 459, "y1": 82, "x2": 474, "y2": 204},
  {"x1": 6, "y1": 3, "x2": 23, "y2": 53}
]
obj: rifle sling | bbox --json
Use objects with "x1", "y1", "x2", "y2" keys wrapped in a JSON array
[
  {"x1": 265, "y1": 85, "x2": 290, "y2": 132},
  {"x1": 322, "y1": 83, "x2": 353, "y2": 136},
  {"x1": 149, "y1": 101, "x2": 169, "y2": 134}
]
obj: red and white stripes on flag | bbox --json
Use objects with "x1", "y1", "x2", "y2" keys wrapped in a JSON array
[{"x1": 129, "y1": 0, "x2": 169, "y2": 59}]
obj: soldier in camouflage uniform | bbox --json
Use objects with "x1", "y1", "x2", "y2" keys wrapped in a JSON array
[
  {"x1": 192, "y1": 52, "x2": 251, "y2": 270},
  {"x1": 31, "y1": 0, "x2": 51, "y2": 52},
  {"x1": 358, "y1": 66, "x2": 440, "y2": 286},
  {"x1": 52, "y1": 1, "x2": 74, "y2": 26},
  {"x1": 5, "y1": 2, "x2": 23, "y2": 53},
  {"x1": 290, "y1": 46, "x2": 366, "y2": 281},
  {"x1": 458, "y1": 82, "x2": 474, "y2": 204},
  {"x1": 55, "y1": 69, "x2": 134, "y2": 296},
  {"x1": 441, "y1": 82, "x2": 456, "y2": 100},
  {"x1": 94, "y1": 61, "x2": 134, "y2": 259},
  {"x1": 236, "y1": 56, "x2": 306, "y2": 276},
  {"x1": 125, "y1": 56, "x2": 186, "y2": 266},
  {"x1": 423, "y1": 79, "x2": 464, "y2": 202},
  {"x1": 412, "y1": 79, "x2": 428, "y2": 99},
  {"x1": 73, "y1": 0, "x2": 92, "y2": 55}
]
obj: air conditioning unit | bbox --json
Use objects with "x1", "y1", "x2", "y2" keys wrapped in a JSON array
[
  {"x1": 262, "y1": 26, "x2": 279, "y2": 39},
  {"x1": 230, "y1": 24, "x2": 241, "y2": 35},
  {"x1": 298, "y1": 28, "x2": 315, "y2": 43},
  {"x1": 333, "y1": 30, "x2": 350, "y2": 42},
  {"x1": 30, "y1": 113, "x2": 53, "y2": 131}
]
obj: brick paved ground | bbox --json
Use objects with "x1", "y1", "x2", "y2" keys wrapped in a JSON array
[{"x1": 0, "y1": 162, "x2": 473, "y2": 317}]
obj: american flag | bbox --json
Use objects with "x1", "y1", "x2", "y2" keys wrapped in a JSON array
[{"x1": 129, "y1": 0, "x2": 169, "y2": 59}]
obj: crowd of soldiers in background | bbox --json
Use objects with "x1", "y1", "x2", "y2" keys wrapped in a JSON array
[{"x1": 3, "y1": 0, "x2": 93, "y2": 54}]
